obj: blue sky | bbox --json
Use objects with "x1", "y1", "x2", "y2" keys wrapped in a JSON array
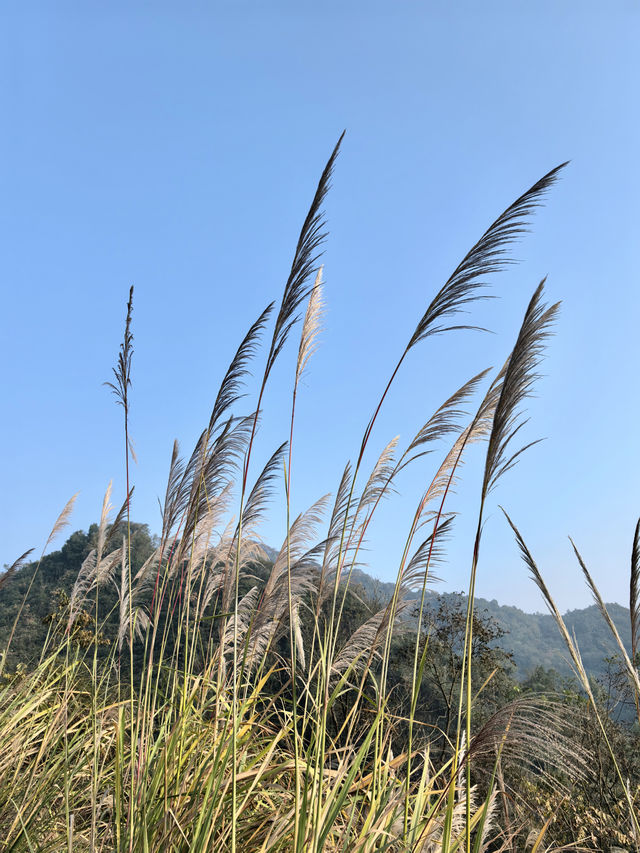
[{"x1": 1, "y1": 1, "x2": 639, "y2": 612}]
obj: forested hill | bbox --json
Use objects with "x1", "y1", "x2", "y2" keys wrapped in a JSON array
[{"x1": 1, "y1": 530, "x2": 631, "y2": 682}]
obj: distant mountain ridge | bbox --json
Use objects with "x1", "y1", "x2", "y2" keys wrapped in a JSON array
[{"x1": 345, "y1": 568, "x2": 631, "y2": 681}]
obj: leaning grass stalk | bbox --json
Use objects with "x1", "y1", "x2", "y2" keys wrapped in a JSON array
[
  {"x1": 504, "y1": 509, "x2": 640, "y2": 848},
  {"x1": 0, "y1": 493, "x2": 78, "y2": 679}
]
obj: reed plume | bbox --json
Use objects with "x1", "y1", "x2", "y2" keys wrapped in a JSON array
[{"x1": 481, "y1": 281, "x2": 559, "y2": 499}]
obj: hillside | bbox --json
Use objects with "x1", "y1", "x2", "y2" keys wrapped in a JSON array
[{"x1": 347, "y1": 568, "x2": 632, "y2": 681}]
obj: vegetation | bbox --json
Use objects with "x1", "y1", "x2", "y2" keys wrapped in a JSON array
[
  {"x1": 2, "y1": 538, "x2": 630, "y2": 683},
  {"x1": 1, "y1": 139, "x2": 639, "y2": 850}
]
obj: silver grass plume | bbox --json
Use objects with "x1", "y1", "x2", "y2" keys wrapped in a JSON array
[
  {"x1": 396, "y1": 370, "x2": 492, "y2": 476},
  {"x1": 0, "y1": 493, "x2": 78, "y2": 677},
  {"x1": 159, "y1": 439, "x2": 185, "y2": 541},
  {"x1": 199, "y1": 517, "x2": 237, "y2": 612},
  {"x1": 332, "y1": 518, "x2": 452, "y2": 678},
  {"x1": 95, "y1": 481, "x2": 113, "y2": 566},
  {"x1": 67, "y1": 548, "x2": 122, "y2": 629},
  {"x1": 317, "y1": 462, "x2": 354, "y2": 603},
  {"x1": 356, "y1": 436, "x2": 400, "y2": 517},
  {"x1": 168, "y1": 415, "x2": 254, "y2": 565},
  {"x1": 245, "y1": 497, "x2": 328, "y2": 669},
  {"x1": 264, "y1": 134, "x2": 343, "y2": 380},
  {"x1": 132, "y1": 543, "x2": 164, "y2": 588},
  {"x1": 208, "y1": 303, "x2": 274, "y2": 434},
  {"x1": 262, "y1": 496, "x2": 329, "y2": 604},
  {"x1": 222, "y1": 586, "x2": 261, "y2": 659},
  {"x1": 631, "y1": 518, "x2": 640, "y2": 661},
  {"x1": 383, "y1": 374, "x2": 502, "y2": 611},
  {"x1": 481, "y1": 281, "x2": 559, "y2": 499},
  {"x1": 419, "y1": 371, "x2": 504, "y2": 512},
  {"x1": 45, "y1": 492, "x2": 79, "y2": 549},
  {"x1": 105, "y1": 286, "x2": 134, "y2": 411},
  {"x1": 407, "y1": 165, "x2": 567, "y2": 350},
  {"x1": 351, "y1": 370, "x2": 497, "y2": 586},
  {"x1": 570, "y1": 537, "x2": 640, "y2": 697},
  {"x1": 104, "y1": 487, "x2": 134, "y2": 552},
  {"x1": 221, "y1": 497, "x2": 275, "y2": 616},
  {"x1": 188, "y1": 485, "x2": 234, "y2": 573},
  {"x1": 118, "y1": 537, "x2": 150, "y2": 651},
  {"x1": 357, "y1": 165, "x2": 566, "y2": 463},
  {"x1": 296, "y1": 266, "x2": 325, "y2": 383},
  {"x1": 186, "y1": 490, "x2": 236, "y2": 622},
  {"x1": 237, "y1": 442, "x2": 288, "y2": 539},
  {"x1": 0, "y1": 549, "x2": 34, "y2": 591},
  {"x1": 292, "y1": 601, "x2": 306, "y2": 670},
  {"x1": 104, "y1": 286, "x2": 135, "y2": 460},
  {"x1": 340, "y1": 372, "x2": 492, "y2": 599},
  {"x1": 468, "y1": 696, "x2": 591, "y2": 783},
  {"x1": 332, "y1": 607, "x2": 389, "y2": 677},
  {"x1": 67, "y1": 485, "x2": 121, "y2": 628},
  {"x1": 160, "y1": 304, "x2": 272, "y2": 540},
  {"x1": 399, "y1": 514, "x2": 454, "y2": 593}
]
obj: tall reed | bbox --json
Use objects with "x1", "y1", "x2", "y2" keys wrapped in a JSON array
[{"x1": 1, "y1": 144, "x2": 611, "y2": 852}]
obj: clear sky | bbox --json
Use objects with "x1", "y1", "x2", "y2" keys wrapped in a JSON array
[{"x1": 1, "y1": 0, "x2": 639, "y2": 613}]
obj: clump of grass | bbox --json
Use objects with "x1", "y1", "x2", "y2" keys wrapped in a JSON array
[{"x1": 2, "y1": 141, "x2": 619, "y2": 852}]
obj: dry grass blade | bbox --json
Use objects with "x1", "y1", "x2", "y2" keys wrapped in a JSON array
[
  {"x1": 631, "y1": 518, "x2": 640, "y2": 660},
  {"x1": 570, "y1": 537, "x2": 640, "y2": 696},
  {"x1": 407, "y1": 164, "x2": 567, "y2": 350},
  {"x1": 482, "y1": 281, "x2": 559, "y2": 497},
  {"x1": 265, "y1": 133, "x2": 343, "y2": 378}
]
